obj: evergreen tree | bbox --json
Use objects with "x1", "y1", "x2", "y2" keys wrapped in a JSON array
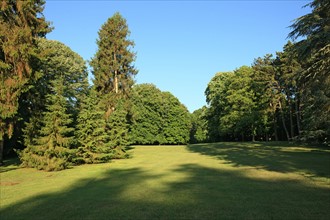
[
  {"x1": 90, "y1": 12, "x2": 138, "y2": 150},
  {"x1": 21, "y1": 39, "x2": 89, "y2": 151},
  {"x1": 19, "y1": 77, "x2": 75, "y2": 171},
  {"x1": 273, "y1": 42, "x2": 303, "y2": 140},
  {"x1": 90, "y1": 12, "x2": 137, "y2": 104},
  {"x1": 75, "y1": 88, "x2": 120, "y2": 164},
  {"x1": 289, "y1": 0, "x2": 330, "y2": 144},
  {"x1": 0, "y1": 0, "x2": 51, "y2": 164}
]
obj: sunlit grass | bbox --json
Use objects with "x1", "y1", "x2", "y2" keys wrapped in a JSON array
[{"x1": 1, "y1": 143, "x2": 330, "y2": 219}]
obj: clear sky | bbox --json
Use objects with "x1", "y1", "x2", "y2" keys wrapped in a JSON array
[{"x1": 43, "y1": 0, "x2": 311, "y2": 112}]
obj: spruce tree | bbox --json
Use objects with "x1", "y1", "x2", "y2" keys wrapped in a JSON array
[
  {"x1": 75, "y1": 88, "x2": 121, "y2": 164},
  {"x1": 22, "y1": 39, "x2": 89, "y2": 151},
  {"x1": 20, "y1": 77, "x2": 75, "y2": 171},
  {"x1": 0, "y1": 0, "x2": 51, "y2": 164},
  {"x1": 90, "y1": 12, "x2": 137, "y2": 97},
  {"x1": 90, "y1": 12, "x2": 137, "y2": 150}
]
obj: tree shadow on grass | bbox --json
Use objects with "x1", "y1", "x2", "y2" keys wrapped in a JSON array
[
  {"x1": 1, "y1": 163, "x2": 330, "y2": 220},
  {"x1": 0, "y1": 157, "x2": 20, "y2": 173},
  {"x1": 187, "y1": 142, "x2": 330, "y2": 178}
]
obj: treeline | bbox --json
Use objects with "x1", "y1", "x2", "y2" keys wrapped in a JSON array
[
  {"x1": 0, "y1": 1, "x2": 329, "y2": 170},
  {"x1": 0, "y1": 1, "x2": 191, "y2": 170},
  {"x1": 190, "y1": 0, "x2": 329, "y2": 144}
]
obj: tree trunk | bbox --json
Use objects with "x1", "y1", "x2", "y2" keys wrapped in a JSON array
[
  {"x1": 295, "y1": 91, "x2": 301, "y2": 139},
  {"x1": 273, "y1": 113, "x2": 278, "y2": 141},
  {"x1": 114, "y1": 70, "x2": 118, "y2": 94},
  {"x1": 288, "y1": 98, "x2": 294, "y2": 140},
  {"x1": 279, "y1": 101, "x2": 290, "y2": 141},
  {"x1": 252, "y1": 125, "x2": 255, "y2": 142},
  {"x1": 114, "y1": 51, "x2": 119, "y2": 94},
  {"x1": 0, "y1": 139, "x2": 4, "y2": 166}
]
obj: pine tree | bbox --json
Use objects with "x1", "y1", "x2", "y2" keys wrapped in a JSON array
[
  {"x1": 289, "y1": 0, "x2": 330, "y2": 144},
  {"x1": 273, "y1": 42, "x2": 303, "y2": 140},
  {"x1": 19, "y1": 78, "x2": 75, "y2": 171},
  {"x1": 90, "y1": 12, "x2": 137, "y2": 99},
  {"x1": 90, "y1": 12, "x2": 138, "y2": 150},
  {"x1": 0, "y1": 0, "x2": 51, "y2": 164},
  {"x1": 21, "y1": 39, "x2": 89, "y2": 152}
]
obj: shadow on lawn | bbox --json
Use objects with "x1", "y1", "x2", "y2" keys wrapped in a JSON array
[
  {"x1": 1, "y1": 163, "x2": 330, "y2": 219},
  {"x1": 0, "y1": 157, "x2": 20, "y2": 173},
  {"x1": 187, "y1": 142, "x2": 330, "y2": 178}
]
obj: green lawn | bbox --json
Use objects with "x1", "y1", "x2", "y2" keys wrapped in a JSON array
[{"x1": 1, "y1": 142, "x2": 330, "y2": 219}]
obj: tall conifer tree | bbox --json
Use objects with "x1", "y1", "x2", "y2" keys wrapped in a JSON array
[
  {"x1": 20, "y1": 77, "x2": 75, "y2": 171},
  {"x1": 0, "y1": 0, "x2": 51, "y2": 164},
  {"x1": 289, "y1": 0, "x2": 330, "y2": 143},
  {"x1": 90, "y1": 12, "x2": 137, "y2": 150},
  {"x1": 22, "y1": 39, "x2": 89, "y2": 150},
  {"x1": 90, "y1": 12, "x2": 137, "y2": 98},
  {"x1": 75, "y1": 88, "x2": 124, "y2": 164}
]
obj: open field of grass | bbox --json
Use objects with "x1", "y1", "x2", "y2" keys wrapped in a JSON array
[{"x1": 1, "y1": 142, "x2": 330, "y2": 219}]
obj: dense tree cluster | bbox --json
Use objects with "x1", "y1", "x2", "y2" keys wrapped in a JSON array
[
  {"x1": 0, "y1": 0, "x2": 328, "y2": 169},
  {"x1": 130, "y1": 84, "x2": 191, "y2": 145},
  {"x1": 0, "y1": 0, "x2": 51, "y2": 165},
  {"x1": 193, "y1": 1, "x2": 329, "y2": 145},
  {"x1": 0, "y1": 3, "x2": 191, "y2": 169}
]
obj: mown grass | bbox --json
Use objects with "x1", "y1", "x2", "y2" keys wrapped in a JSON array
[{"x1": 1, "y1": 142, "x2": 330, "y2": 219}]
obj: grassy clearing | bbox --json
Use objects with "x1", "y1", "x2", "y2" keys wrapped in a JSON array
[{"x1": 1, "y1": 142, "x2": 330, "y2": 219}]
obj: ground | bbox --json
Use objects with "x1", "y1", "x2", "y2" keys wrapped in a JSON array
[{"x1": 1, "y1": 142, "x2": 330, "y2": 219}]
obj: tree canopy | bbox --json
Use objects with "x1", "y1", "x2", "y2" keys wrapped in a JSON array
[
  {"x1": 1, "y1": 0, "x2": 329, "y2": 170},
  {"x1": 0, "y1": 0, "x2": 51, "y2": 164},
  {"x1": 130, "y1": 84, "x2": 191, "y2": 145}
]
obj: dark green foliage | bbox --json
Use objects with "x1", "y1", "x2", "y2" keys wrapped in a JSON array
[
  {"x1": 288, "y1": 0, "x2": 330, "y2": 59},
  {"x1": 190, "y1": 106, "x2": 208, "y2": 143},
  {"x1": 161, "y1": 92, "x2": 191, "y2": 144},
  {"x1": 205, "y1": 72, "x2": 232, "y2": 141},
  {"x1": 273, "y1": 42, "x2": 303, "y2": 141},
  {"x1": 130, "y1": 84, "x2": 191, "y2": 145},
  {"x1": 18, "y1": 39, "x2": 89, "y2": 170},
  {"x1": 75, "y1": 88, "x2": 119, "y2": 164},
  {"x1": 19, "y1": 78, "x2": 75, "y2": 171},
  {"x1": 130, "y1": 84, "x2": 164, "y2": 145},
  {"x1": 289, "y1": 0, "x2": 330, "y2": 144},
  {"x1": 206, "y1": 67, "x2": 261, "y2": 141},
  {"x1": 90, "y1": 12, "x2": 137, "y2": 152},
  {"x1": 90, "y1": 12, "x2": 137, "y2": 97},
  {"x1": 0, "y1": 0, "x2": 51, "y2": 164},
  {"x1": 106, "y1": 100, "x2": 131, "y2": 150},
  {"x1": 22, "y1": 39, "x2": 89, "y2": 149},
  {"x1": 251, "y1": 54, "x2": 283, "y2": 141}
]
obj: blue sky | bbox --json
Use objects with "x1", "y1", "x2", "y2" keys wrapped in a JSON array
[{"x1": 44, "y1": 0, "x2": 311, "y2": 112}]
